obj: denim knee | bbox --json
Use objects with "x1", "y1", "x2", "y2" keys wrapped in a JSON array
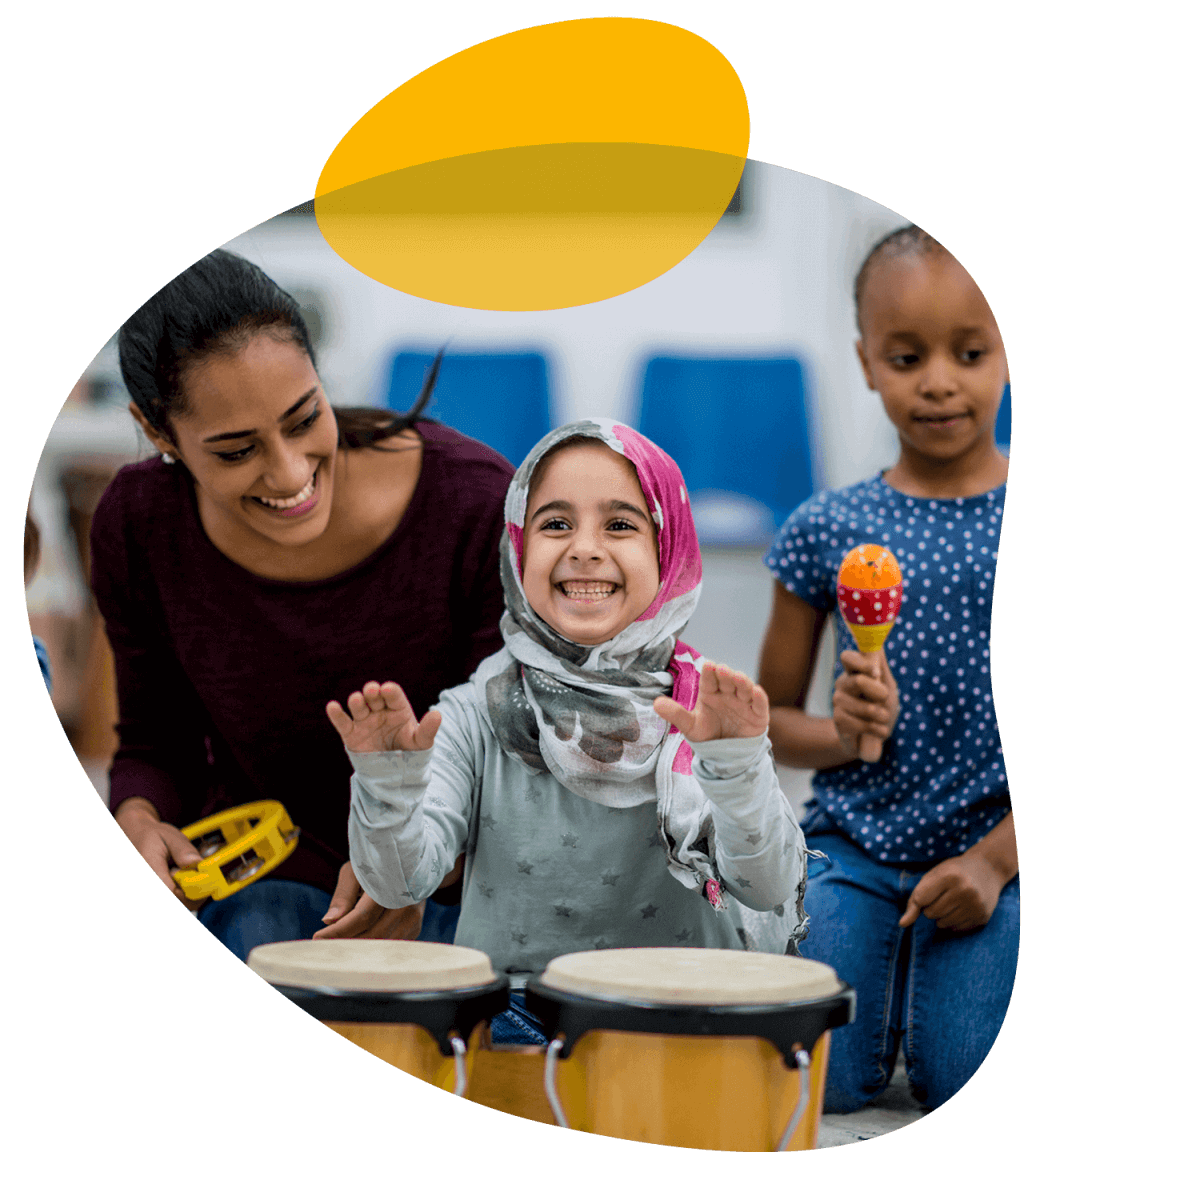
[
  {"x1": 797, "y1": 834, "x2": 909, "y2": 1114},
  {"x1": 902, "y1": 878, "x2": 1019, "y2": 1110}
]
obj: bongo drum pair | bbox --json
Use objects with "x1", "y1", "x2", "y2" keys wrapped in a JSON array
[
  {"x1": 250, "y1": 940, "x2": 853, "y2": 1152},
  {"x1": 249, "y1": 941, "x2": 509, "y2": 1096},
  {"x1": 526, "y1": 947, "x2": 855, "y2": 1152}
]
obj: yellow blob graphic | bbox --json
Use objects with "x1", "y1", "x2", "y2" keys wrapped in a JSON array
[{"x1": 315, "y1": 19, "x2": 748, "y2": 311}]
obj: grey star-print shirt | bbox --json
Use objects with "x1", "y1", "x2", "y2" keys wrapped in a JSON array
[{"x1": 348, "y1": 681, "x2": 803, "y2": 980}]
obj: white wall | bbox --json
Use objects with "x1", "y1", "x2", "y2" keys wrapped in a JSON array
[
  {"x1": 34, "y1": 161, "x2": 912, "y2": 623},
  {"x1": 220, "y1": 160, "x2": 908, "y2": 489}
]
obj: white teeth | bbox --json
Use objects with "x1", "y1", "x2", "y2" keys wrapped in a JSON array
[
  {"x1": 253, "y1": 475, "x2": 315, "y2": 510},
  {"x1": 560, "y1": 582, "x2": 617, "y2": 599}
]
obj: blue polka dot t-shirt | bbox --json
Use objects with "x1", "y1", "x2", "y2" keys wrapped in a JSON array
[{"x1": 765, "y1": 474, "x2": 1010, "y2": 865}]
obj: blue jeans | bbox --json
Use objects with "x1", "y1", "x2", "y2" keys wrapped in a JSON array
[
  {"x1": 490, "y1": 991, "x2": 548, "y2": 1046},
  {"x1": 419, "y1": 900, "x2": 461, "y2": 945},
  {"x1": 197, "y1": 882, "x2": 461, "y2": 962},
  {"x1": 798, "y1": 831, "x2": 1019, "y2": 1113}
]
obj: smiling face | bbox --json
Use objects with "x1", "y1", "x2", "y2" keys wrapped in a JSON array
[
  {"x1": 522, "y1": 441, "x2": 661, "y2": 646},
  {"x1": 856, "y1": 250, "x2": 1008, "y2": 471},
  {"x1": 137, "y1": 330, "x2": 340, "y2": 553}
]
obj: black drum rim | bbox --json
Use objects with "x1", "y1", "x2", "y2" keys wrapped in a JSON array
[
  {"x1": 275, "y1": 977, "x2": 507, "y2": 1003},
  {"x1": 525, "y1": 977, "x2": 856, "y2": 1066},
  {"x1": 273, "y1": 975, "x2": 511, "y2": 1057}
]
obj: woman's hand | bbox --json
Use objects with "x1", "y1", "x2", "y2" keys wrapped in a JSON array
[
  {"x1": 832, "y1": 649, "x2": 899, "y2": 760},
  {"x1": 313, "y1": 861, "x2": 425, "y2": 940},
  {"x1": 653, "y1": 662, "x2": 769, "y2": 743},
  {"x1": 326, "y1": 680, "x2": 442, "y2": 754},
  {"x1": 115, "y1": 797, "x2": 204, "y2": 907}
]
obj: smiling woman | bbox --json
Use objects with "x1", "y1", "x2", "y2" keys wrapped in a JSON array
[
  {"x1": 95, "y1": 250, "x2": 513, "y2": 960},
  {"x1": 136, "y1": 336, "x2": 340, "y2": 563}
]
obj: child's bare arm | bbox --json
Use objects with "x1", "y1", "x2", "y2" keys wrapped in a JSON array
[{"x1": 757, "y1": 583, "x2": 858, "y2": 769}]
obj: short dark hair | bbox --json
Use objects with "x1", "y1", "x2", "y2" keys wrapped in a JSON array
[
  {"x1": 118, "y1": 249, "x2": 437, "y2": 451},
  {"x1": 853, "y1": 225, "x2": 948, "y2": 334}
]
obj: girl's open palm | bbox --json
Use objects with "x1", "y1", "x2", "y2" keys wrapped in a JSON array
[
  {"x1": 326, "y1": 680, "x2": 442, "y2": 754},
  {"x1": 653, "y1": 662, "x2": 769, "y2": 743}
]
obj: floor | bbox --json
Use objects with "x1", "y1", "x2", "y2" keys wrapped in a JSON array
[{"x1": 816, "y1": 1054, "x2": 927, "y2": 1148}]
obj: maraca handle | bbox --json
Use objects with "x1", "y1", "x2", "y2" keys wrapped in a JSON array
[{"x1": 857, "y1": 648, "x2": 886, "y2": 764}]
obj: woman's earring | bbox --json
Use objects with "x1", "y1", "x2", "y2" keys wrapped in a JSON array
[{"x1": 162, "y1": 452, "x2": 176, "y2": 465}]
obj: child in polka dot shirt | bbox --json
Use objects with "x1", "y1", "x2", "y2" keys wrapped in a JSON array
[{"x1": 759, "y1": 226, "x2": 1017, "y2": 1113}]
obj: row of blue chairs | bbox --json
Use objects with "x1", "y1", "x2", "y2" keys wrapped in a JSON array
[{"x1": 385, "y1": 350, "x2": 1012, "y2": 545}]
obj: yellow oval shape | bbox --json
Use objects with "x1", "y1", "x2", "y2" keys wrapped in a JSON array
[{"x1": 315, "y1": 18, "x2": 748, "y2": 311}]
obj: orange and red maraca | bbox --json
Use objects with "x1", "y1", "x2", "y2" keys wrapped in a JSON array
[{"x1": 836, "y1": 544, "x2": 903, "y2": 762}]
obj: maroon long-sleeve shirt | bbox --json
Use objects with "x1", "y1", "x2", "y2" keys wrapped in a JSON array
[{"x1": 91, "y1": 421, "x2": 513, "y2": 894}]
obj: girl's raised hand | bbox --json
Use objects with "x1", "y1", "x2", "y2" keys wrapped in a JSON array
[
  {"x1": 326, "y1": 680, "x2": 442, "y2": 754},
  {"x1": 653, "y1": 662, "x2": 769, "y2": 743}
]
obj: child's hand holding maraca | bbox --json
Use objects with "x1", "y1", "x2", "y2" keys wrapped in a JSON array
[
  {"x1": 832, "y1": 648, "x2": 899, "y2": 759},
  {"x1": 836, "y1": 544, "x2": 903, "y2": 763}
]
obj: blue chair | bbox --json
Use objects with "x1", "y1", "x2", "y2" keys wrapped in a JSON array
[
  {"x1": 995, "y1": 382, "x2": 1012, "y2": 452},
  {"x1": 635, "y1": 355, "x2": 815, "y2": 545},
  {"x1": 384, "y1": 350, "x2": 553, "y2": 469}
]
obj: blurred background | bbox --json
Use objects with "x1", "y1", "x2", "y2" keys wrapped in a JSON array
[{"x1": 24, "y1": 160, "x2": 1011, "y2": 811}]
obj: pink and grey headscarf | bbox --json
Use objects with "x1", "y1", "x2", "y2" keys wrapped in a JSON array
[{"x1": 472, "y1": 420, "x2": 739, "y2": 915}]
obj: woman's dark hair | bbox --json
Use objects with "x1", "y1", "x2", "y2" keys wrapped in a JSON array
[
  {"x1": 853, "y1": 224, "x2": 947, "y2": 334},
  {"x1": 117, "y1": 249, "x2": 438, "y2": 450}
]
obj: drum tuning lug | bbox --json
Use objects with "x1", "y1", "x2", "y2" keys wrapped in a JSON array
[
  {"x1": 775, "y1": 1046, "x2": 812, "y2": 1152},
  {"x1": 450, "y1": 1035, "x2": 469, "y2": 1097},
  {"x1": 543, "y1": 1037, "x2": 571, "y2": 1130}
]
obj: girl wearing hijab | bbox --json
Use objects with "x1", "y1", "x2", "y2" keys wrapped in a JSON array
[{"x1": 328, "y1": 421, "x2": 810, "y2": 1040}]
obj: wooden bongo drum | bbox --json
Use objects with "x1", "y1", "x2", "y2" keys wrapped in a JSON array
[
  {"x1": 248, "y1": 940, "x2": 509, "y2": 1096},
  {"x1": 526, "y1": 947, "x2": 854, "y2": 1151}
]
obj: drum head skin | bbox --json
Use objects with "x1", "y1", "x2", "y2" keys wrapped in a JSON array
[
  {"x1": 248, "y1": 940, "x2": 496, "y2": 992},
  {"x1": 541, "y1": 947, "x2": 841, "y2": 1006}
]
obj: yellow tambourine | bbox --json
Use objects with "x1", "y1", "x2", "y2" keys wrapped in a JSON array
[{"x1": 172, "y1": 801, "x2": 300, "y2": 902}]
